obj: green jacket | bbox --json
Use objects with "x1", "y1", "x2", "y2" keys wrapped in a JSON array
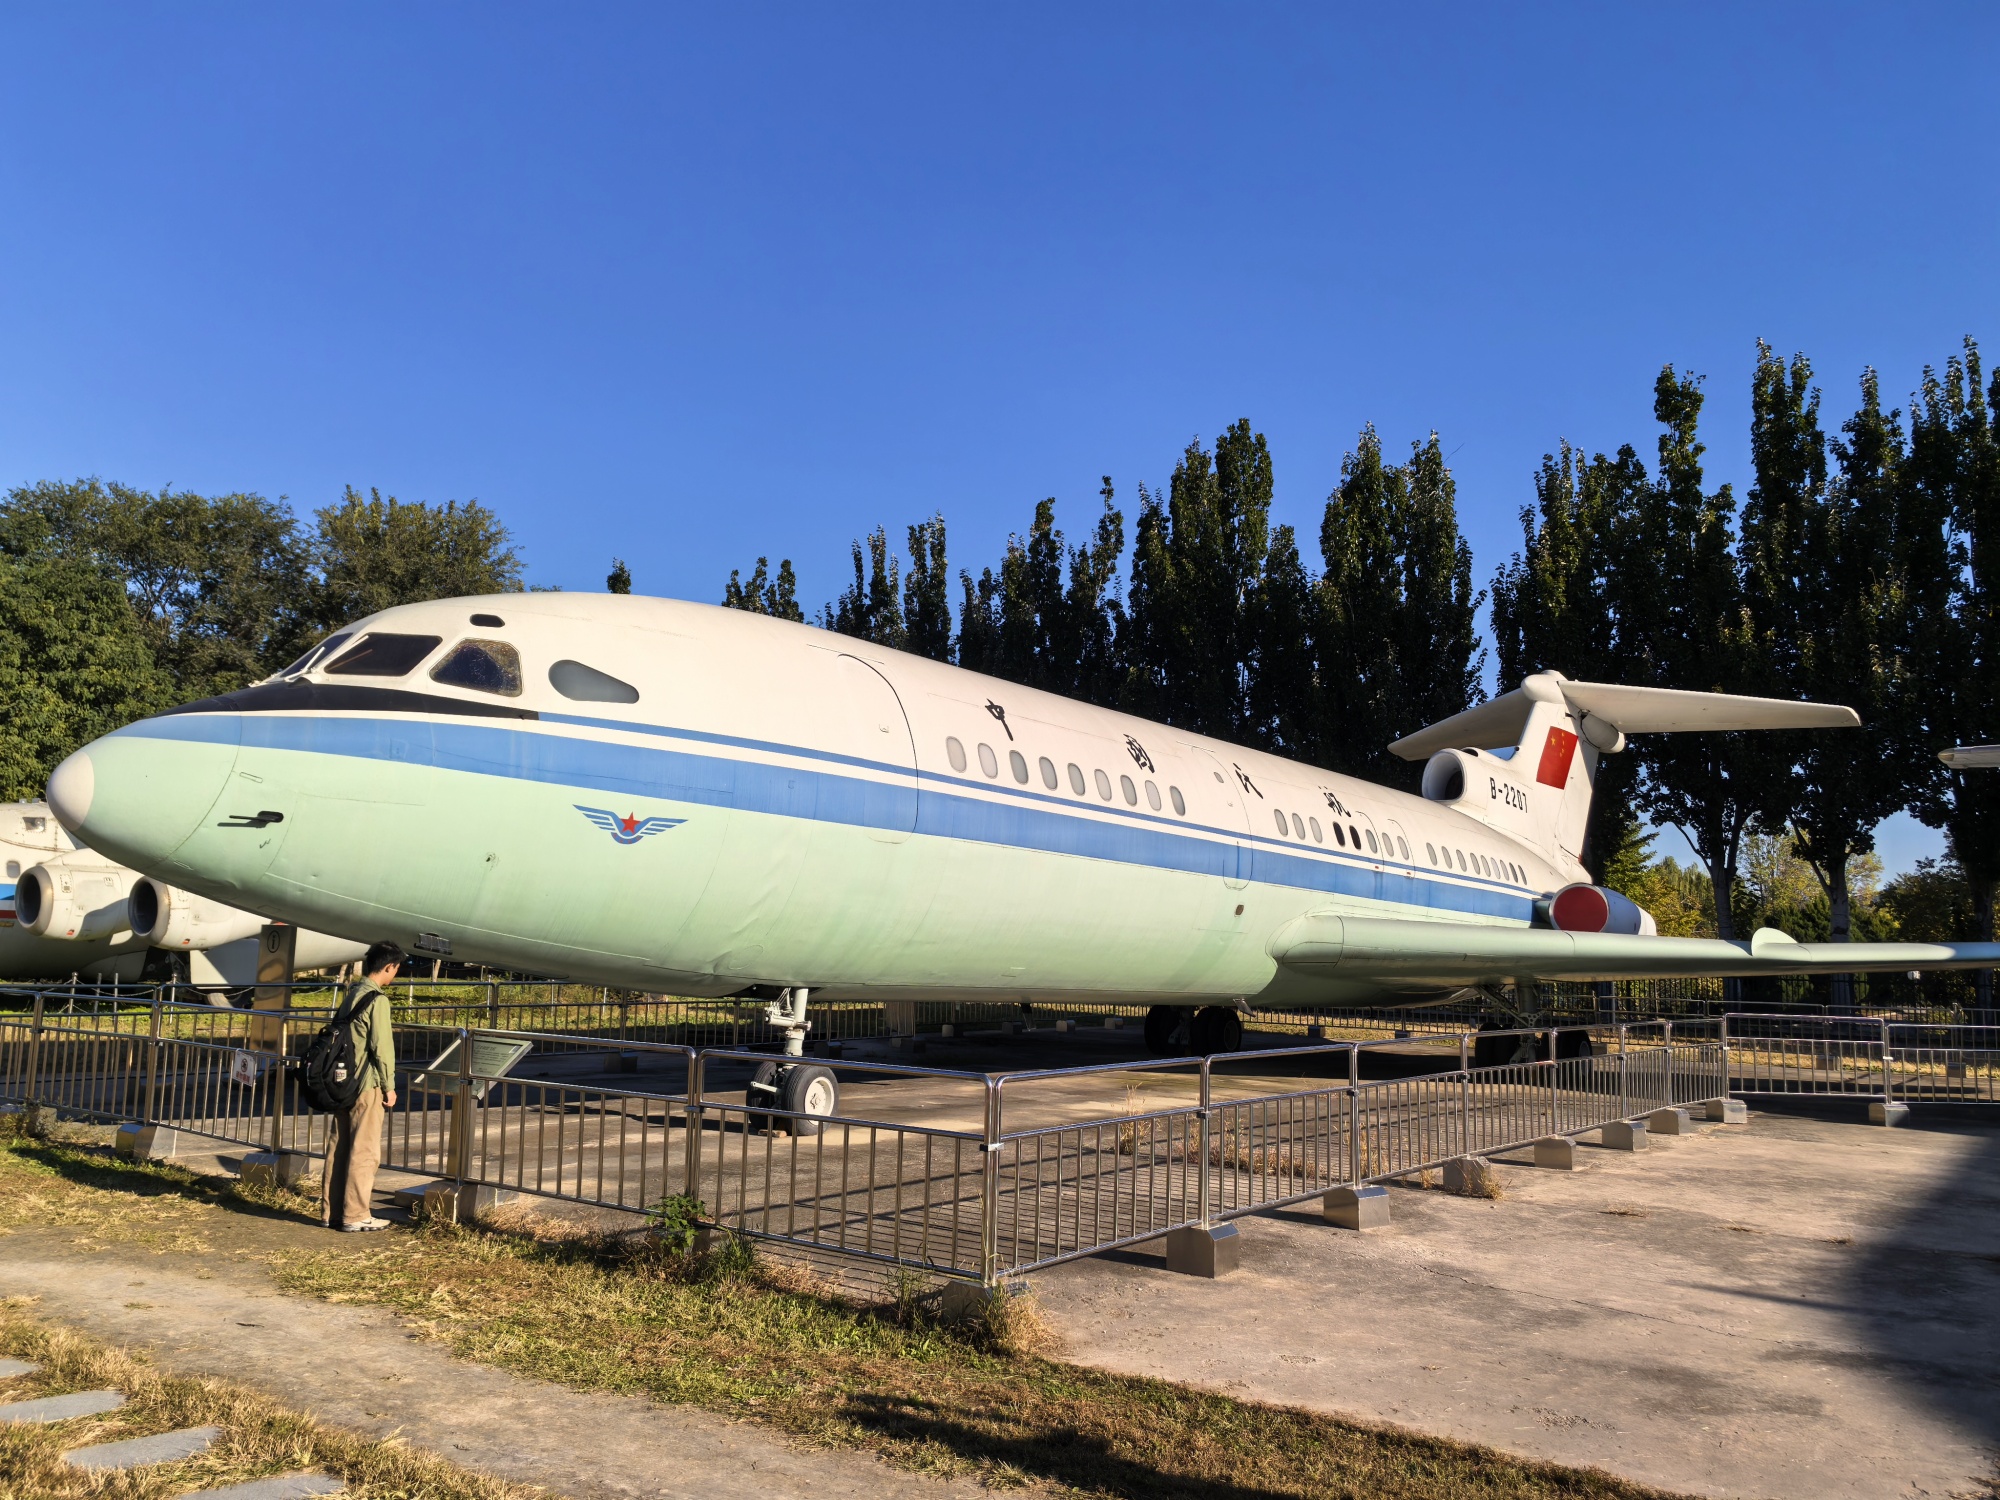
[{"x1": 342, "y1": 980, "x2": 396, "y2": 1096}]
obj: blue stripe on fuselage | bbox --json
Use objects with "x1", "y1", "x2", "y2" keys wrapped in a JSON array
[{"x1": 115, "y1": 713, "x2": 1532, "y2": 921}]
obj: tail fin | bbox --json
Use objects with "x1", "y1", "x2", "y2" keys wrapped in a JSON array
[{"x1": 1388, "y1": 673, "x2": 1859, "y2": 868}]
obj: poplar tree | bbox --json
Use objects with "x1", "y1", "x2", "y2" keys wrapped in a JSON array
[
  {"x1": 902, "y1": 515, "x2": 953, "y2": 661},
  {"x1": 722, "y1": 556, "x2": 804, "y2": 621},
  {"x1": 606, "y1": 559, "x2": 632, "y2": 594},
  {"x1": 825, "y1": 528, "x2": 906, "y2": 648}
]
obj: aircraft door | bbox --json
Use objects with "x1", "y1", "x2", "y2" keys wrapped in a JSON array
[
  {"x1": 1190, "y1": 748, "x2": 1252, "y2": 889},
  {"x1": 836, "y1": 656, "x2": 918, "y2": 844}
]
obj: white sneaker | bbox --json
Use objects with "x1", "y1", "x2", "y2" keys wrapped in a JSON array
[{"x1": 338, "y1": 1217, "x2": 391, "y2": 1232}]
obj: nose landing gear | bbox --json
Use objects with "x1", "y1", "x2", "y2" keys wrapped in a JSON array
[{"x1": 744, "y1": 987, "x2": 839, "y2": 1135}]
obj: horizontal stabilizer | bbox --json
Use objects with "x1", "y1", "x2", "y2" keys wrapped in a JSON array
[
  {"x1": 1268, "y1": 912, "x2": 2000, "y2": 987},
  {"x1": 1941, "y1": 744, "x2": 2000, "y2": 769},
  {"x1": 1389, "y1": 672, "x2": 1859, "y2": 761}
]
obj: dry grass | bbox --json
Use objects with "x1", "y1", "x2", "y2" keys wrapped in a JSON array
[
  {"x1": 0, "y1": 1301, "x2": 539, "y2": 1499},
  {"x1": 0, "y1": 1126, "x2": 1697, "y2": 1500}
]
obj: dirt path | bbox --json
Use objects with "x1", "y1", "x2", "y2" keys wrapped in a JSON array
[{"x1": 1, "y1": 1229, "x2": 988, "y2": 1500}]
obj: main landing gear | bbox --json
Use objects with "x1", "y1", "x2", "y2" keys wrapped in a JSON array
[
  {"x1": 745, "y1": 987, "x2": 839, "y2": 1136},
  {"x1": 1144, "y1": 1004, "x2": 1244, "y2": 1056}
]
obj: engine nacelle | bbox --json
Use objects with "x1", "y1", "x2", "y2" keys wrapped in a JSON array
[
  {"x1": 128, "y1": 878, "x2": 267, "y2": 950},
  {"x1": 1548, "y1": 882, "x2": 1657, "y2": 937},
  {"x1": 16, "y1": 861, "x2": 135, "y2": 941}
]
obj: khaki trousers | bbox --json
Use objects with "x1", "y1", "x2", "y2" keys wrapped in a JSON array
[{"x1": 326, "y1": 1090, "x2": 385, "y2": 1227}]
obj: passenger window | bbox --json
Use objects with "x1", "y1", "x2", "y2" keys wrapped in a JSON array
[
  {"x1": 978, "y1": 743, "x2": 999, "y2": 778},
  {"x1": 1292, "y1": 813, "x2": 1306, "y2": 841},
  {"x1": 1009, "y1": 749, "x2": 1029, "y2": 784},
  {"x1": 947, "y1": 737, "x2": 968, "y2": 773},
  {"x1": 1334, "y1": 823, "x2": 1346, "y2": 847},
  {"x1": 1365, "y1": 829, "x2": 1378, "y2": 853},
  {"x1": 1349, "y1": 825, "x2": 1361, "y2": 847},
  {"x1": 4, "y1": 861, "x2": 16, "y2": 879},
  {"x1": 324, "y1": 632, "x2": 443, "y2": 677},
  {"x1": 1120, "y1": 775, "x2": 1138, "y2": 806},
  {"x1": 1309, "y1": 817, "x2": 1322, "y2": 843},
  {"x1": 1040, "y1": 757, "x2": 1059, "y2": 789},
  {"x1": 1427, "y1": 843, "x2": 1437, "y2": 864},
  {"x1": 1398, "y1": 837, "x2": 1409, "y2": 859},
  {"x1": 1274, "y1": 808, "x2": 1289, "y2": 835},
  {"x1": 1456, "y1": 850, "x2": 1467, "y2": 871},
  {"x1": 1145, "y1": 780, "x2": 1162, "y2": 811},
  {"x1": 549, "y1": 659, "x2": 640, "y2": 703},
  {"x1": 1069, "y1": 763, "x2": 1087, "y2": 796},
  {"x1": 1170, "y1": 786, "x2": 1186, "y2": 816},
  {"x1": 430, "y1": 639, "x2": 522, "y2": 697},
  {"x1": 1094, "y1": 769, "x2": 1113, "y2": 800}
]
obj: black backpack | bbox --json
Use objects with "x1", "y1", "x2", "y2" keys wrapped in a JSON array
[{"x1": 296, "y1": 987, "x2": 369, "y2": 1114}]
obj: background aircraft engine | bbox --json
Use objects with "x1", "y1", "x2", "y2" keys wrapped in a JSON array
[
  {"x1": 1420, "y1": 750, "x2": 1474, "y2": 803},
  {"x1": 128, "y1": 878, "x2": 266, "y2": 950},
  {"x1": 1548, "y1": 882, "x2": 1656, "y2": 937},
  {"x1": 16, "y1": 862, "x2": 136, "y2": 941}
]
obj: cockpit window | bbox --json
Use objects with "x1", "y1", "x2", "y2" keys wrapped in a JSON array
[
  {"x1": 549, "y1": 659, "x2": 639, "y2": 704},
  {"x1": 275, "y1": 633, "x2": 353, "y2": 678},
  {"x1": 430, "y1": 639, "x2": 523, "y2": 697},
  {"x1": 323, "y1": 633, "x2": 444, "y2": 677}
]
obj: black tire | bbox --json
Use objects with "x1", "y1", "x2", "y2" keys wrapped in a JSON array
[
  {"x1": 1472, "y1": 1027, "x2": 1519, "y2": 1070},
  {"x1": 1554, "y1": 1028, "x2": 1596, "y2": 1061},
  {"x1": 778, "y1": 1064, "x2": 838, "y2": 1137},
  {"x1": 1143, "y1": 1005, "x2": 1182, "y2": 1054},
  {"x1": 1189, "y1": 1005, "x2": 1244, "y2": 1055},
  {"x1": 746, "y1": 1059, "x2": 782, "y2": 1133}
]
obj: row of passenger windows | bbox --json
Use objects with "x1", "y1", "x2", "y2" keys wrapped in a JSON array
[
  {"x1": 945, "y1": 737, "x2": 1188, "y2": 816},
  {"x1": 1427, "y1": 841, "x2": 1527, "y2": 886},
  {"x1": 282, "y1": 628, "x2": 640, "y2": 705},
  {"x1": 1271, "y1": 806, "x2": 1411, "y2": 860}
]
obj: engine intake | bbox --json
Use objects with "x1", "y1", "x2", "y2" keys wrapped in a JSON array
[
  {"x1": 17, "y1": 862, "x2": 135, "y2": 941},
  {"x1": 127, "y1": 878, "x2": 266, "y2": 949},
  {"x1": 1548, "y1": 882, "x2": 1656, "y2": 937}
]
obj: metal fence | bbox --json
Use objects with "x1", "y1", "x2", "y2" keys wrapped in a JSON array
[{"x1": 13, "y1": 993, "x2": 1942, "y2": 1288}]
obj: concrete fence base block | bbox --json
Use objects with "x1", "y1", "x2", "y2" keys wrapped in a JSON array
[
  {"x1": 1443, "y1": 1156, "x2": 1500, "y2": 1196},
  {"x1": 938, "y1": 1278, "x2": 1030, "y2": 1322},
  {"x1": 1707, "y1": 1098, "x2": 1750, "y2": 1124},
  {"x1": 1647, "y1": 1107, "x2": 1694, "y2": 1136},
  {"x1": 1322, "y1": 1184, "x2": 1391, "y2": 1230},
  {"x1": 114, "y1": 1122, "x2": 178, "y2": 1162},
  {"x1": 240, "y1": 1151, "x2": 312, "y2": 1189},
  {"x1": 604, "y1": 1052, "x2": 639, "y2": 1073},
  {"x1": 1054, "y1": 1019, "x2": 1076, "y2": 1033},
  {"x1": 1870, "y1": 1100, "x2": 1911, "y2": 1127},
  {"x1": 1532, "y1": 1135, "x2": 1578, "y2": 1170},
  {"x1": 1600, "y1": 1120, "x2": 1649, "y2": 1151},
  {"x1": 420, "y1": 1182, "x2": 519, "y2": 1224},
  {"x1": 1164, "y1": 1221, "x2": 1240, "y2": 1278}
]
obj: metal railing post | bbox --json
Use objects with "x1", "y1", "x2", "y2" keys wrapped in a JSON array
[
  {"x1": 24, "y1": 991, "x2": 46, "y2": 1114},
  {"x1": 1196, "y1": 1056, "x2": 1213, "y2": 1226},
  {"x1": 1720, "y1": 1012, "x2": 1732, "y2": 1099},
  {"x1": 1347, "y1": 1044, "x2": 1361, "y2": 1185},
  {"x1": 1548, "y1": 1026, "x2": 1559, "y2": 1136},
  {"x1": 268, "y1": 1011, "x2": 288, "y2": 1155},
  {"x1": 1617, "y1": 1024, "x2": 1629, "y2": 1118},
  {"x1": 448, "y1": 1027, "x2": 472, "y2": 1187},
  {"x1": 487, "y1": 982, "x2": 500, "y2": 1031},
  {"x1": 1458, "y1": 1034, "x2": 1472, "y2": 1156},
  {"x1": 683, "y1": 1049, "x2": 705, "y2": 1210},
  {"x1": 980, "y1": 1077, "x2": 1001, "y2": 1286},
  {"x1": 142, "y1": 994, "x2": 163, "y2": 1124},
  {"x1": 1880, "y1": 1016, "x2": 1893, "y2": 1106}
]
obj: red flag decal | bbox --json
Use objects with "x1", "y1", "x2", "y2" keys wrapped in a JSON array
[{"x1": 1536, "y1": 727, "x2": 1578, "y2": 788}]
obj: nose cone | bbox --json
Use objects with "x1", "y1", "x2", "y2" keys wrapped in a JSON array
[
  {"x1": 55, "y1": 717, "x2": 242, "y2": 874},
  {"x1": 47, "y1": 749, "x2": 94, "y2": 829}
]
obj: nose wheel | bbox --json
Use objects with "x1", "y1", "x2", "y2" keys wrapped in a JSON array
[{"x1": 745, "y1": 987, "x2": 838, "y2": 1135}]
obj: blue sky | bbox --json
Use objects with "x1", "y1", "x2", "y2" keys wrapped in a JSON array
[{"x1": 2, "y1": 5, "x2": 1994, "y2": 873}]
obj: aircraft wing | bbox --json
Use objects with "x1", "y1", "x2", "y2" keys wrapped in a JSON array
[{"x1": 1268, "y1": 912, "x2": 2000, "y2": 988}]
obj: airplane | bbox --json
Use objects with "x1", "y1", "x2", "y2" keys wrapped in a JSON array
[
  {"x1": 39, "y1": 592, "x2": 2000, "y2": 1122},
  {"x1": 1940, "y1": 745, "x2": 2000, "y2": 769},
  {"x1": 1, "y1": 799, "x2": 365, "y2": 988}
]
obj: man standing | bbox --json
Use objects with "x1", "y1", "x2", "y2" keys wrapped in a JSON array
[{"x1": 325, "y1": 940, "x2": 404, "y2": 1232}]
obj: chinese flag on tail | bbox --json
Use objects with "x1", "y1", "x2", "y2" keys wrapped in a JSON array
[{"x1": 1536, "y1": 727, "x2": 1578, "y2": 789}]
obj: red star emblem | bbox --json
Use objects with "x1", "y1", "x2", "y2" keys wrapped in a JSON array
[{"x1": 619, "y1": 813, "x2": 641, "y2": 836}]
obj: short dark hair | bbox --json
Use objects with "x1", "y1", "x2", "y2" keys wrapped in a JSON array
[{"x1": 363, "y1": 940, "x2": 407, "y2": 975}]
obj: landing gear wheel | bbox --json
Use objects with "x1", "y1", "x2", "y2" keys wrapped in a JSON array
[
  {"x1": 1554, "y1": 1028, "x2": 1596, "y2": 1062},
  {"x1": 747, "y1": 1060, "x2": 782, "y2": 1134},
  {"x1": 1189, "y1": 1006, "x2": 1243, "y2": 1055},
  {"x1": 1472, "y1": 1024, "x2": 1520, "y2": 1070},
  {"x1": 779, "y1": 1064, "x2": 838, "y2": 1137},
  {"x1": 1143, "y1": 1005, "x2": 1183, "y2": 1055}
]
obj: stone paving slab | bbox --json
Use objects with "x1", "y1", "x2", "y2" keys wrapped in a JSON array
[
  {"x1": 0, "y1": 1358, "x2": 41, "y2": 1378},
  {"x1": 177, "y1": 1473, "x2": 345, "y2": 1499},
  {"x1": 66, "y1": 1423, "x2": 221, "y2": 1469},
  {"x1": 0, "y1": 1388, "x2": 125, "y2": 1423}
]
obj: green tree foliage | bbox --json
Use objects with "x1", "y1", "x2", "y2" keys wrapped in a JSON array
[
  {"x1": 824, "y1": 528, "x2": 906, "y2": 648},
  {"x1": 0, "y1": 478, "x2": 307, "y2": 700},
  {"x1": 722, "y1": 556, "x2": 804, "y2": 622},
  {"x1": 902, "y1": 516, "x2": 953, "y2": 662},
  {"x1": 0, "y1": 555, "x2": 172, "y2": 801},
  {"x1": 1879, "y1": 855, "x2": 1976, "y2": 942},
  {"x1": 307, "y1": 487, "x2": 522, "y2": 639},
  {"x1": 606, "y1": 559, "x2": 632, "y2": 594}
]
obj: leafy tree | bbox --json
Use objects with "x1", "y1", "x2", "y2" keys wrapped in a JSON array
[
  {"x1": 1618, "y1": 369, "x2": 1767, "y2": 941},
  {"x1": 0, "y1": 555, "x2": 172, "y2": 801},
  {"x1": 955, "y1": 564, "x2": 1002, "y2": 675},
  {"x1": 606, "y1": 559, "x2": 632, "y2": 594},
  {"x1": 1058, "y1": 483, "x2": 1127, "y2": 708},
  {"x1": 1879, "y1": 854, "x2": 1976, "y2": 942},
  {"x1": 307, "y1": 487, "x2": 521, "y2": 638},
  {"x1": 902, "y1": 516, "x2": 953, "y2": 661},
  {"x1": 0, "y1": 478, "x2": 307, "y2": 700},
  {"x1": 722, "y1": 556, "x2": 804, "y2": 621},
  {"x1": 1245, "y1": 523, "x2": 1317, "y2": 757},
  {"x1": 824, "y1": 528, "x2": 906, "y2": 648}
]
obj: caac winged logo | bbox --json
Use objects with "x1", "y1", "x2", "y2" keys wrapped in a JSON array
[{"x1": 575, "y1": 806, "x2": 686, "y2": 845}]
